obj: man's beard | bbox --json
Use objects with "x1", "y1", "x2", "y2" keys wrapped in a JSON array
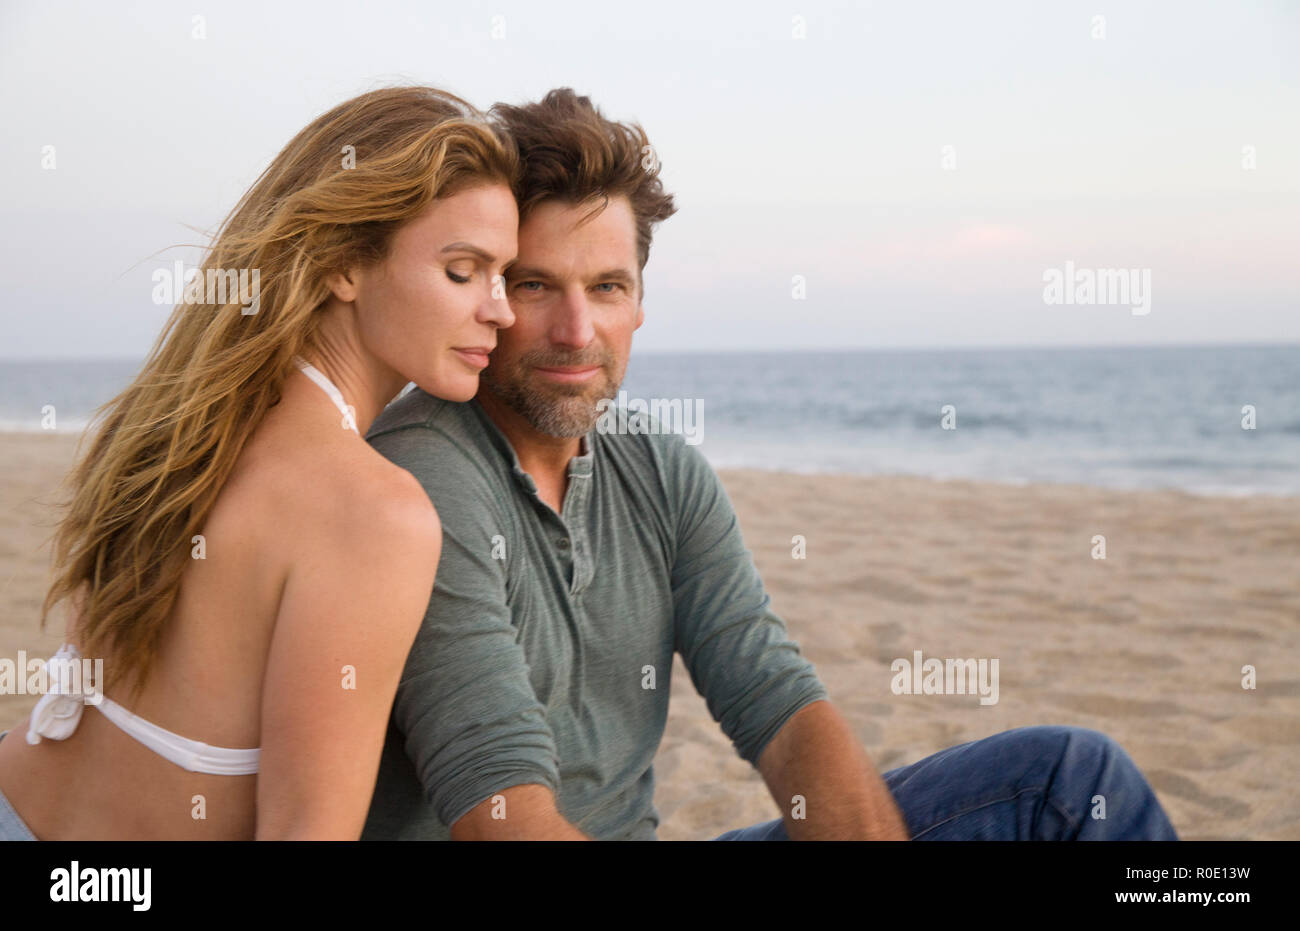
[{"x1": 480, "y1": 347, "x2": 621, "y2": 438}]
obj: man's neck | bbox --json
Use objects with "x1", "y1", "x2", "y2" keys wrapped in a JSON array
[{"x1": 475, "y1": 388, "x2": 585, "y2": 513}]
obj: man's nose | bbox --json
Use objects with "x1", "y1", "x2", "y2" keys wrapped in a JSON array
[{"x1": 550, "y1": 287, "x2": 595, "y2": 348}]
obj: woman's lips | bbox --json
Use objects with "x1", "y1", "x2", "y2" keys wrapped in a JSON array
[{"x1": 453, "y1": 348, "x2": 491, "y2": 368}]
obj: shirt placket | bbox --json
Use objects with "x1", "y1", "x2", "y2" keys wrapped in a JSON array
[{"x1": 561, "y1": 456, "x2": 594, "y2": 596}]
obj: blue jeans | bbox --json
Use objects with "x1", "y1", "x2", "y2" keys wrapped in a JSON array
[{"x1": 713, "y1": 725, "x2": 1179, "y2": 840}]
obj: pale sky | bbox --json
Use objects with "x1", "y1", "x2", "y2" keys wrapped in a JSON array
[{"x1": 1, "y1": 0, "x2": 1296, "y2": 358}]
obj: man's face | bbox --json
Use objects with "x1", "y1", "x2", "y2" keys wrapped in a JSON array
[{"x1": 480, "y1": 195, "x2": 644, "y2": 437}]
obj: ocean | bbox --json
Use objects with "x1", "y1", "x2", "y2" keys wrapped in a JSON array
[{"x1": 2, "y1": 344, "x2": 1297, "y2": 496}]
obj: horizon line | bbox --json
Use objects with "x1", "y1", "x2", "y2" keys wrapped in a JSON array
[{"x1": 2, "y1": 338, "x2": 1298, "y2": 364}]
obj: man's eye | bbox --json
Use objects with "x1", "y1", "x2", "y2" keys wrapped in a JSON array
[
  {"x1": 516, "y1": 281, "x2": 543, "y2": 292},
  {"x1": 595, "y1": 282, "x2": 621, "y2": 293},
  {"x1": 446, "y1": 268, "x2": 472, "y2": 284}
]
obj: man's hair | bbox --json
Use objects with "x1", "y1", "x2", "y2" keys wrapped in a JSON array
[{"x1": 489, "y1": 88, "x2": 677, "y2": 275}]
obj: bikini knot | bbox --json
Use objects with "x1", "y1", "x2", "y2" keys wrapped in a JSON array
[{"x1": 25, "y1": 644, "x2": 96, "y2": 745}]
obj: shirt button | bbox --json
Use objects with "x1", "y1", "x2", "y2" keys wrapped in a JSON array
[{"x1": 557, "y1": 537, "x2": 571, "y2": 550}]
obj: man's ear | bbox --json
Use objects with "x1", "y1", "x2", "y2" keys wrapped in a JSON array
[
  {"x1": 634, "y1": 300, "x2": 645, "y2": 331},
  {"x1": 326, "y1": 267, "x2": 361, "y2": 303}
]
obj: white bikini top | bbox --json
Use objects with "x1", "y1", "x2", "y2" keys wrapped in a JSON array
[
  {"x1": 25, "y1": 643, "x2": 260, "y2": 775},
  {"x1": 294, "y1": 355, "x2": 359, "y2": 435},
  {"x1": 24, "y1": 358, "x2": 360, "y2": 775}
]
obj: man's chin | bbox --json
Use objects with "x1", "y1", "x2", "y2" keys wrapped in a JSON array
[
  {"x1": 533, "y1": 397, "x2": 604, "y2": 437},
  {"x1": 481, "y1": 369, "x2": 617, "y2": 438}
]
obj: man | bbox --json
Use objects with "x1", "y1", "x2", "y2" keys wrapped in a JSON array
[{"x1": 361, "y1": 88, "x2": 1178, "y2": 841}]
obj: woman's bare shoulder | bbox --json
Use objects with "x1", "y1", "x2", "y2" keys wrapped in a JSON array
[{"x1": 221, "y1": 424, "x2": 440, "y2": 569}]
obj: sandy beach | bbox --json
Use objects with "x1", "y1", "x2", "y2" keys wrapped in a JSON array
[{"x1": 2, "y1": 432, "x2": 1296, "y2": 840}]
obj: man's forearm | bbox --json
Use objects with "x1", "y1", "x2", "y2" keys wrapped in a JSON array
[
  {"x1": 449, "y1": 783, "x2": 592, "y2": 840},
  {"x1": 756, "y1": 700, "x2": 909, "y2": 840}
]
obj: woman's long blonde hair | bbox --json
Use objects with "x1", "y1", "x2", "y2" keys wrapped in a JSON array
[{"x1": 40, "y1": 86, "x2": 519, "y2": 700}]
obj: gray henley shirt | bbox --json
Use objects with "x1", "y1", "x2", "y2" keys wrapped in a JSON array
[{"x1": 360, "y1": 391, "x2": 828, "y2": 840}]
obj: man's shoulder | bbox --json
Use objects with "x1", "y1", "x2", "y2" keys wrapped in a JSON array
[
  {"x1": 366, "y1": 389, "x2": 499, "y2": 465},
  {"x1": 595, "y1": 419, "x2": 723, "y2": 545},
  {"x1": 365, "y1": 390, "x2": 507, "y2": 499},
  {"x1": 597, "y1": 411, "x2": 711, "y2": 483},
  {"x1": 367, "y1": 387, "x2": 474, "y2": 440}
]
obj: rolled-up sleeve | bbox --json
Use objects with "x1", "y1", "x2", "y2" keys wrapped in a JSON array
[
  {"x1": 666, "y1": 438, "x2": 829, "y2": 766},
  {"x1": 368, "y1": 425, "x2": 559, "y2": 829}
]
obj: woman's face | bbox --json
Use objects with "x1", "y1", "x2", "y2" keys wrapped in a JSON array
[{"x1": 349, "y1": 182, "x2": 518, "y2": 402}]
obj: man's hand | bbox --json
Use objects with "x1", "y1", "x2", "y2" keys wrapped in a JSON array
[
  {"x1": 756, "y1": 700, "x2": 910, "y2": 840},
  {"x1": 449, "y1": 784, "x2": 591, "y2": 840}
]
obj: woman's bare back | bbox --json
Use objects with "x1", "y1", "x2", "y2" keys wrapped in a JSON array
[{"x1": 0, "y1": 372, "x2": 438, "y2": 839}]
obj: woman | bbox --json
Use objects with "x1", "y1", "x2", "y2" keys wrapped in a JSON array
[{"x1": 0, "y1": 86, "x2": 519, "y2": 839}]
